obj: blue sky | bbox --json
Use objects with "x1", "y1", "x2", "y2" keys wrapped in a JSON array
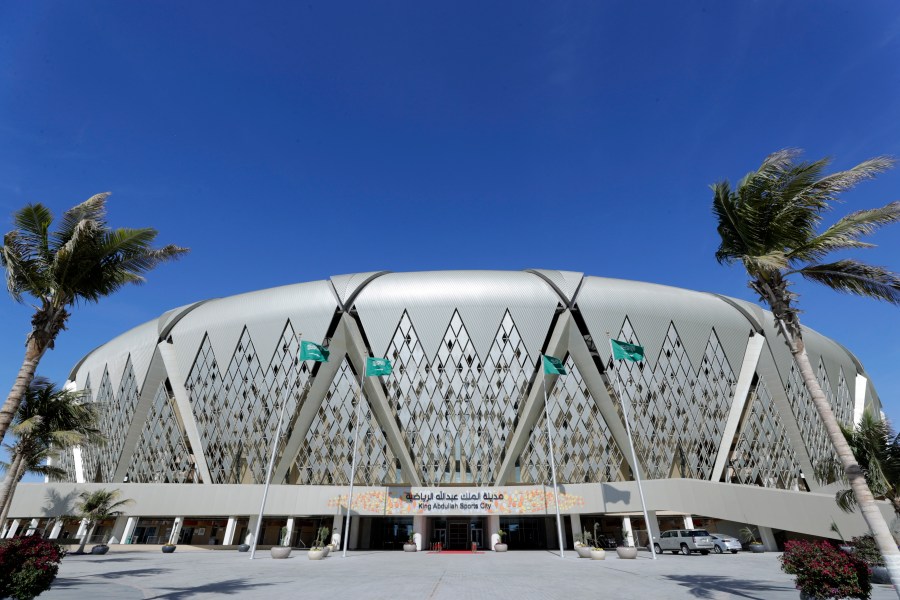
[{"x1": 1, "y1": 2, "x2": 900, "y2": 480}]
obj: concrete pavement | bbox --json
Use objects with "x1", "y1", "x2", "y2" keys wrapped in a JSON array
[{"x1": 40, "y1": 548, "x2": 897, "y2": 600}]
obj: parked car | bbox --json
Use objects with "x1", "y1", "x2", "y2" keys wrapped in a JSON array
[
  {"x1": 710, "y1": 534, "x2": 742, "y2": 554},
  {"x1": 653, "y1": 529, "x2": 715, "y2": 555}
]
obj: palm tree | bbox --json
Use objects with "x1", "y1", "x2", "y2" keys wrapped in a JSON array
[
  {"x1": 73, "y1": 488, "x2": 132, "y2": 554},
  {"x1": 712, "y1": 149, "x2": 900, "y2": 594},
  {"x1": 0, "y1": 377, "x2": 101, "y2": 530},
  {"x1": 836, "y1": 411, "x2": 900, "y2": 519},
  {"x1": 0, "y1": 193, "x2": 188, "y2": 446}
]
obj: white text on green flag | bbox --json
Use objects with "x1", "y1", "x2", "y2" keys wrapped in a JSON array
[
  {"x1": 610, "y1": 339, "x2": 644, "y2": 362},
  {"x1": 542, "y1": 355, "x2": 567, "y2": 375},
  {"x1": 365, "y1": 357, "x2": 392, "y2": 376},
  {"x1": 299, "y1": 341, "x2": 330, "y2": 362}
]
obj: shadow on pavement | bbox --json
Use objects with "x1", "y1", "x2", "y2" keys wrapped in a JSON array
[
  {"x1": 146, "y1": 579, "x2": 276, "y2": 599},
  {"x1": 665, "y1": 575, "x2": 794, "y2": 599},
  {"x1": 52, "y1": 568, "x2": 170, "y2": 584}
]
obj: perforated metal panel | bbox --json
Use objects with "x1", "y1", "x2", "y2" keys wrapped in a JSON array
[
  {"x1": 127, "y1": 382, "x2": 197, "y2": 483},
  {"x1": 607, "y1": 318, "x2": 736, "y2": 480},
  {"x1": 785, "y1": 360, "x2": 840, "y2": 482},
  {"x1": 728, "y1": 376, "x2": 803, "y2": 489},
  {"x1": 381, "y1": 310, "x2": 530, "y2": 485},
  {"x1": 290, "y1": 357, "x2": 398, "y2": 485},
  {"x1": 185, "y1": 323, "x2": 312, "y2": 484},
  {"x1": 517, "y1": 356, "x2": 624, "y2": 484}
]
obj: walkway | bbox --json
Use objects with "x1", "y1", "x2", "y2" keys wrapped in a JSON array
[{"x1": 41, "y1": 548, "x2": 896, "y2": 600}]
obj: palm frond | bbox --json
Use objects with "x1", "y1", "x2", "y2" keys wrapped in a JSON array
[
  {"x1": 797, "y1": 260, "x2": 900, "y2": 304},
  {"x1": 789, "y1": 202, "x2": 900, "y2": 262},
  {"x1": 836, "y1": 488, "x2": 857, "y2": 513},
  {"x1": 804, "y1": 157, "x2": 896, "y2": 203},
  {"x1": 13, "y1": 204, "x2": 54, "y2": 258},
  {"x1": 51, "y1": 193, "x2": 109, "y2": 252}
]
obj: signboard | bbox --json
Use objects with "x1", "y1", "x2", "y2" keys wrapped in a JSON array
[{"x1": 328, "y1": 486, "x2": 585, "y2": 515}]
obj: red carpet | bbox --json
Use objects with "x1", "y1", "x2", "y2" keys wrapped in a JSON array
[{"x1": 427, "y1": 550, "x2": 485, "y2": 554}]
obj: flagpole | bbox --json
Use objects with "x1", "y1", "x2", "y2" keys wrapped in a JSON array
[
  {"x1": 541, "y1": 364, "x2": 566, "y2": 559},
  {"x1": 342, "y1": 366, "x2": 365, "y2": 558},
  {"x1": 249, "y1": 336, "x2": 299, "y2": 559},
  {"x1": 609, "y1": 340, "x2": 657, "y2": 560}
]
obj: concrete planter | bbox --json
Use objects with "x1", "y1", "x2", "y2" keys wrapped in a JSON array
[
  {"x1": 404, "y1": 543, "x2": 417, "y2": 552},
  {"x1": 590, "y1": 548, "x2": 606, "y2": 560},
  {"x1": 161, "y1": 545, "x2": 177, "y2": 553},
  {"x1": 749, "y1": 544, "x2": 765, "y2": 553},
  {"x1": 871, "y1": 566, "x2": 890, "y2": 584},
  {"x1": 90, "y1": 545, "x2": 109, "y2": 555},
  {"x1": 616, "y1": 546, "x2": 638, "y2": 559},
  {"x1": 270, "y1": 546, "x2": 292, "y2": 559},
  {"x1": 308, "y1": 549, "x2": 326, "y2": 560},
  {"x1": 494, "y1": 543, "x2": 508, "y2": 552},
  {"x1": 575, "y1": 546, "x2": 592, "y2": 558},
  {"x1": 322, "y1": 546, "x2": 331, "y2": 557}
]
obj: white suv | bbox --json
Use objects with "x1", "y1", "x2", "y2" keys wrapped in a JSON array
[{"x1": 653, "y1": 529, "x2": 715, "y2": 555}]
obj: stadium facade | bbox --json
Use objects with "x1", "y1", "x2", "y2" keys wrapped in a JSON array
[{"x1": 4, "y1": 270, "x2": 890, "y2": 551}]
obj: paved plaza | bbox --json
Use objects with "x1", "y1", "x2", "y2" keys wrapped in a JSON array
[{"x1": 39, "y1": 547, "x2": 897, "y2": 600}]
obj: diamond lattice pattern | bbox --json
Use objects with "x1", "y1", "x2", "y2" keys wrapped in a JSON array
[
  {"x1": 185, "y1": 323, "x2": 312, "y2": 484},
  {"x1": 607, "y1": 318, "x2": 737, "y2": 480},
  {"x1": 517, "y1": 356, "x2": 625, "y2": 484},
  {"x1": 290, "y1": 357, "x2": 398, "y2": 485},
  {"x1": 728, "y1": 376, "x2": 803, "y2": 489},
  {"x1": 127, "y1": 381, "x2": 197, "y2": 483},
  {"x1": 382, "y1": 310, "x2": 530, "y2": 485}
]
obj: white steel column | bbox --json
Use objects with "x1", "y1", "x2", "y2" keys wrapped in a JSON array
[
  {"x1": 711, "y1": 332, "x2": 765, "y2": 482},
  {"x1": 413, "y1": 515, "x2": 426, "y2": 551},
  {"x1": 223, "y1": 517, "x2": 237, "y2": 546},
  {"x1": 49, "y1": 520, "x2": 63, "y2": 540},
  {"x1": 488, "y1": 515, "x2": 501, "y2": 551},
  {"x1": 26, "y1": 519, "x2": 39, "y2": 535},
  {"x1": 6, "y1": 519, "x2": 21, "y2": 538},
  {"x1": 284, "y1": 518, "x2": 295, "y2": 546},
  {"x1": 854, "y1": 374, "x2": 868, "y2": 425},
  {"x1": 75, "y1": 518, "x2": 89, "y2": 540},
  {"x1": 622, "y1": 517, "x2": 634, "y2": 547},
  {"x1": 169, "y1": 517, "x2": 184, "y2": 545},
  {"x1": 73, "y1": 447, "x2": 85, "y2": 483},
  {"x1": 683, "y1": 515, "x2": 695, "y2": 530},
  {"x1": 122, "y1": 517, "x2": 138, "y2": 544}
]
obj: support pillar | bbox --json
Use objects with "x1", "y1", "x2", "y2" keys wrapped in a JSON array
[
  {"x1": 6, "y1": 519, "x2": 21, "y2": 538},
  {"x1": 169, "y1": 517, "x2": 184, "y2": 545},
  {"x1": 488, "y1": 515, "x2": 501, "y2": 550},
  {"x1": 223, "y1": 517, "x2": 237, "y2": 546},
  {"x1": 349, "y1": 516, "x2": 360, "y2": 550},
  {"x1": 49, "y1": 520, "x2": 63, "y2": 540},
  {"x1": 75, "y1": 518, "x2": 89, "y2": 541},
  {"x1": 121, "y1": 517, "x2": 138, "y2": 545},
  {"x1": 758, "y1": 525, "x2": 778, "y2": 551},
  {"x1": 284, "y1": 518, "x2": 295, "y2": 547},
  {"x1": 245, "y1": 515, "x2": 259, "y2": 545},
  {"x1": 622, "y1": 517, "x2": 634, "y2": 547},
  {"x1": 683, "y1": 515, "x2": 695, "y2": 530},
  {"x1": 107, "y1": 516, "x2": 126, "y2": 544},
  {"x1": 413, "y1": 515, "x2": 426, "y2": 551},
  {"x1": 331, "y1": 513, "x2": 343, "y2": 548},
  {"x1": 26, "y1": 519, "x2": 39, "y2": 536},
  {"x1": 644, "y1": 510, "x2": 661, "y2": 549}
]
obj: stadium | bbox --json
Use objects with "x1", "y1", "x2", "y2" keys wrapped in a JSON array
[{"x1": 4, "y1": 270, "x2": 889, "y2": 551}]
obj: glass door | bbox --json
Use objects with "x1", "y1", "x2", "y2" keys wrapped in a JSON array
[{"x1": 471, "y1": 527, "x2": 483, "y2": 549}]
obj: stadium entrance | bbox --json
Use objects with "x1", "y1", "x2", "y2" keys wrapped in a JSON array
[{"x1": 427, "y1": 517, "x2": 487, "y2": 550}]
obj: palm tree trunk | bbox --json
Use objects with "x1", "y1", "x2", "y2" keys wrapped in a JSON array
[
  {"x1": 792, "y1": 342, "x2": 900, "y2": 596},
  {"x1": 0, "y1": 451, "x2": 24, "y2": 531},
  {"x1": 0, "y1": 335, "x2": 47, "y2": 446},
  {"x1": 76, "y1": 521, "x2": 96, "y2": 554}
]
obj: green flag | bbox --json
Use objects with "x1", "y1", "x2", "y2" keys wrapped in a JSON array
[
  {"x1": 610, "y1": 339, "x2": 644, "y2": 362},
  {"x1": 299, "y1": 341, "x2": 330, "y2": 362},
  {"x1": 365, "y1": 356, "x2": 392, "y2": 376},
  {"x1": 542, "y1": 355, "x2": 567, "y2": 375}
]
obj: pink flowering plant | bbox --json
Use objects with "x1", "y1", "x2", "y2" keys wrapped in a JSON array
[
  {"x1": 0, "y1": 536, "x2": 66, "y2": 600},
  {"x1": 779, "y1": 539, "x2": 871, "y2": 600}
]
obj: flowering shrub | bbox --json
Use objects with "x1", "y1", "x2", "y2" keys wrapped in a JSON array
[
  {"x1": 780, "y1": 539, "x2": 871, "y2": 600},
  {"x1": 849, "y1": 535, "x2": 885, "y2": 568},
  {"x1": 0, "y1": 536, "x2": 67, "y2": 600}
]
